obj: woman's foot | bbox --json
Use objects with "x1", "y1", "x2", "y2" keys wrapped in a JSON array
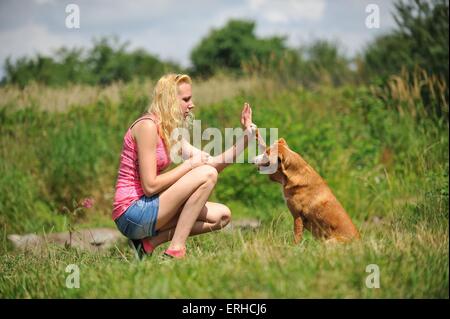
[
  {"x1": 141, "y1": 238, "x2": 155, "y2": 254},
  {"x1": 128, "y1": 238, "x2": 155, "y2": 261},
  {"x1": 163, "y1": 247, "x2": 186, "y2": 259}
]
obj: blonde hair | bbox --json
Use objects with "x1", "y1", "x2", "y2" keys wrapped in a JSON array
[{"x1": 146, "y1": 73, "x2": 193, "y2": 150}]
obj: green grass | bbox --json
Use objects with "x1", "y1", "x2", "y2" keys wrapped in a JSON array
[
  {"x1": 0, "y1": 81, "x2": 448, "y2": 298},
  {"x1": 0, "y1": 204, "x2": 447, "y2": 298}
]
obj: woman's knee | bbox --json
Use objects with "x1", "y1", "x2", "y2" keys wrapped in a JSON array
[
  {"x1": 222, "y1": 206, "x2": 232, "y2": 226},
  {"x1": 204, "y1": 165, "x2": 218, "y2": 184},
  {"x1": 216, "y1": 204, "x2": 232, "y2": 228},
  {"x1": 192, "y1": 165, "x2": 218, "y2": 185}
]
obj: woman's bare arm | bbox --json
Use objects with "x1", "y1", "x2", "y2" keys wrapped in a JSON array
[
  {"x1": 134, "y1": 120, "x2": 203, "y2": 196},
  {"x1": 160, "y1": 102, "x2": 255, "y2": 175},
  {"x1": 180, "y1": 124, "x2": 257, "y2": 174},
  {"x1": 209, "y1": 102, "x2": 255, "y2": 173},
  {"x1": 180, "y1": 138, "x2": 208, "y2": 160},
  {"x1": 209, "y1": 126, "x2": 256, "y2": 173}
]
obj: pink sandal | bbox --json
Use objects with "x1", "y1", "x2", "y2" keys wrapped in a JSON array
[
  {"x1": 129, "y1": 238, "x2": 155, "y2": 261},
  {"x1": 142, "y1": 238, "x2": 155, "y2": 254}
]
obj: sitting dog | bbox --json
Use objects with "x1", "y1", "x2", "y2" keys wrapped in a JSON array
[{"x1": 253, "y1": 137, "x2": 360, "y2": 244}]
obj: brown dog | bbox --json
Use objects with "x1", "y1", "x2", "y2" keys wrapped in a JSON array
[{"x1": 254, "y1": 138, "x2": 360, "y2": 244}]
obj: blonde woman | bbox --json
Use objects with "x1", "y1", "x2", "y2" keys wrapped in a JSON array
[{"x1": 112, "y1": 73, "x2": 254, "y2": 259}]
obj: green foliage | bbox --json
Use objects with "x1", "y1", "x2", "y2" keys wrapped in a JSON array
[
  {"x1": 0, "y1": 5, "x2": 448, "y2": 298},
  {"x1": 0, "y1": 79, "x2": 447, "y2": 233},
  {"x1": 0, "y1": 84, "x2": 148, "y2": 235},
  {"x1": 190, "y1": 20, "x2": 288, "y2": 77},
  {"x1": 362, "y1": 33, "x2": 411, "y2": 83},
  {"x1": 2, "y1": 36, "x2": 181, "y2": 87},
  {"x1": 0, "y1": 79, "x2": 448, "y2": 297},
  {"x1": 297, "y1": 40, "x2": 354, "y2": 86},
  {"x1": 241, "y1": 39, "x2": 355, "y2": 89},
  {"x1": 361, "y1": 0, "x2": 449, "y2": 119},
  {"x1": 0, "y1": 205, "x2": 448, "y2": 297},
  {"x1": 362, "y1": 0, "x2": 449, "y2": 84}
]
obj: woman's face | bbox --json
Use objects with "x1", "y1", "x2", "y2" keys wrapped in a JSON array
[{"x1": 178, "y1": 82, "x2": 194, "y2": 118}]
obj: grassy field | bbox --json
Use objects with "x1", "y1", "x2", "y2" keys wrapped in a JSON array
[{"x1": 0, "y1": 77, "x2": 448, "y2": 298}]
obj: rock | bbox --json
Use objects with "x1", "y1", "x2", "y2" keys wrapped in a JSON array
[
  {"x1": 225, "y1": 218, "x2": 261, "y2": 232},
  {"x1": 371, "y1": 216, "x2": 383, "y2": 224},
  {"x1": 7, "y1": 228, "x2": 125, "y2": 253}
]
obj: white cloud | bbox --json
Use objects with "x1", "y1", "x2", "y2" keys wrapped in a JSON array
[
  {"x1": 75, "y1": 0, "x2": 178, "y2": 26},
  {"x1": 126, "y1": 27, "x2": 188, "y2": 65},
  {"x1": 248, "y1": 0, "x2": 326, "y2": 23},
  {"x1": 0, "y1": 0, "x2": 397, "y2": 79},
  {"x1": 0, "y1": 23, "x2": 88, "y2": 64},
  {"x1": 33, "y1": 0, "x2": 55, "y2": 4},
  {"x1": 126, "y1": 21, "x2": 208, "y2": 67}
]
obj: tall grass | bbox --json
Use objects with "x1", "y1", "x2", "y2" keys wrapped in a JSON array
[
  {"x1": 371, "y1": 67, "x2": 449, "y2": 119},
  {"x1": 0, "y1": 75, "x2": 262, "y2": 113}
]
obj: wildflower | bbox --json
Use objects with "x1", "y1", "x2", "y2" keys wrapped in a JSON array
[{"x1": 81, "y1": 197, "x2": 95, "y2": 209}]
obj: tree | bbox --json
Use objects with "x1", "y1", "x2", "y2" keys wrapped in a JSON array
[
  {"x1": 190, "y1": 19, "x2": 287, "y2": 77},
  {"x1": 1, "y1": 36, "x2": 181, "y2": 87},
  {"x1": 362, "y1": 0, "x2": 449, "y2": 85},
  {"x1": 298, "y1": 40, "x2": 353, "y2": 86}
]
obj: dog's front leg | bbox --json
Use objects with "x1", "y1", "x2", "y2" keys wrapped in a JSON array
[{"x1": 292, "y1": 213, "x2": 304, "y2": 244}]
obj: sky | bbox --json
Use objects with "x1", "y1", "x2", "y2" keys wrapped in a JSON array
[{"x1": 0, "y1": 0, "x2": 398, "y2": 79}]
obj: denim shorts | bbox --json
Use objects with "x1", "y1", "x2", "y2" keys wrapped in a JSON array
[{"x1": 114, "y1": 194, "x2": 160, "y2": 240}]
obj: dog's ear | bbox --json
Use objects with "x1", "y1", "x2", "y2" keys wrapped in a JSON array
[
  {"x1": 277, "y1": 143, "x2": 290, "y2": 176},
  {"x1": 278, "y1": 138, "x2": 290, "y2": 150}
]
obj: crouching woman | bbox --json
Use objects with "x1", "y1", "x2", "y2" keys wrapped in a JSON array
[{"x1": 112, "y1": 73, "x2": 254, "y2": 259}]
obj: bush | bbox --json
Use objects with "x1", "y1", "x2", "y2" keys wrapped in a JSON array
[
  {"x1": 190, "y1": 19, "x2": 288, "y2": 77},
  {"x1": 2, "y1": 36, "x2": 181, "y2": 87},
  {"x1": 362, "y1": 0, "x2": 449, "y2": 85},
  {"x1": 242, "y1": 39, "x2": 355, "y2": 89}
]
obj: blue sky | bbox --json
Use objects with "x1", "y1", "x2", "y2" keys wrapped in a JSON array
[{"x1": 0, "y1": 0, "x2": 398, "y2": 78}]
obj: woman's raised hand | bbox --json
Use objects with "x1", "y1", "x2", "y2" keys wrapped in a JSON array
[
  {"x1": 241, "y1": 102, "x2": 253, "y2": 131},
  {"x1": 241, "y1": 102, "x2": 258, "y2": 138}
]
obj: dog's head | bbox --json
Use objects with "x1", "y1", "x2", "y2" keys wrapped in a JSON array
[{"x1": 253, "y1": 138, "x2": 291, "y2": 184}]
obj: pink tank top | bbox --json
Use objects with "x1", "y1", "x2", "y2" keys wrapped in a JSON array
[{"x1": 112, "y1": 115, "x2": 171, "y2": 220}]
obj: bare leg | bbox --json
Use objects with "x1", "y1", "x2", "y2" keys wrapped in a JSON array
[
  {"x1": 167, "y1": 172, "x2": 216, "y2": 250},
  {"x1": 148, "y1": 202, "x2": 231, "y2": 248},
  {"x1": 154, "y1": 165, "x2": 218, "y2": 229},
  {"x1": 151, "y1": 165, "x2": 221, "y2": 251}
]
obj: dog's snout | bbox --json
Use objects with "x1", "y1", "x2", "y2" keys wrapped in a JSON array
[
  {"x1": 253, "y1": 154, "x2": 269, "y2": 166},
  {"x1": 253, "y1": 155, "x2": 272, "y2": 172},
  {"x1": 253, "y1": 154, "x2": 263, "y2": 164}
]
